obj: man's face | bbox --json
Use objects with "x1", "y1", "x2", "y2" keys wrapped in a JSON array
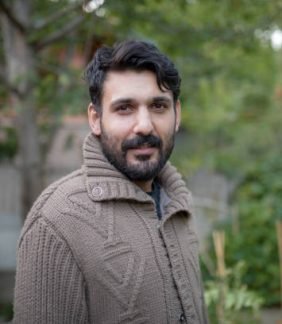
[{"x1": 88, "y1": 70, "x2": 181, "y2": 190}]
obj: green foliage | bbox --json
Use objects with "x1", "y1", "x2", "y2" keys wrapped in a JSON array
[
  {"x1": 0, "y1": 126, "x2": 18, "y2": 160},
  {"x1": 35, "y1": 69, "x2": 88, "y2": 116},
  {"x1": 202, "y1": 149, "x2": 282, "y2": 308},
  {"x1": 205, "y1": 261, "x2": 264, "y2": 324},
  {"x1": 224, "y1": 219, "x2": 279, "y2": 307},
  {"x1": 0, "y1": 303, "x2": 13, "y2": 322},
  {"x1": 222, "y1": 153, "x2": 281, "y2": 306},
  {"x1": 200, "y1": 125, "x2": 282, "y2": 308}
]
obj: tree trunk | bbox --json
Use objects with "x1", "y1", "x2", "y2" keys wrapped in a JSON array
[{"x1": 1, "y1": 0, "x2": 43, "y2": 220}]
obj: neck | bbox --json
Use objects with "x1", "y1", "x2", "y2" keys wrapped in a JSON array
[{"x1": 134, "y1": 179, "x2": 153, "y2": 192}]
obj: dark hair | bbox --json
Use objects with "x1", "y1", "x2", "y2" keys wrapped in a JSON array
[{"x1": 84, "y1": 40, "x2": 181, "y2": 112}]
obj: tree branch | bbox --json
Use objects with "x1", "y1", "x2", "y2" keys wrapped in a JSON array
[
  {"x1": 0, "y1": 1, "x2": 26, "y2": 33},
  {"x1": 0, "y1": 68, "x2": 23, "y2": 97},
  {"x1": 33, "y1": 2, "x2": 83, "y2": 30},
  {"x1": 34, "y1": 16, "x2": 84, "y2": 51}
]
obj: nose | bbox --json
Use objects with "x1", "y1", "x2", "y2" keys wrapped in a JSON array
[{"x1": 133, "y1": 108, "x2": 154, "y2": 135}]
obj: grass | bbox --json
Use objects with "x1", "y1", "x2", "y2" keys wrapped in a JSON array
[{"x1": 0, "y1": 303, "x2": 13, "y2": 322}]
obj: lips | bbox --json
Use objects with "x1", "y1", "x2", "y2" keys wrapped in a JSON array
[{"x1": 130, "y1": 145, "x2": 156, "y2": 155}]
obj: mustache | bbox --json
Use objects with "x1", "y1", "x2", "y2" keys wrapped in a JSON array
[{"x1": 121, "y1": 135, "x2": 162, "y2": 151}]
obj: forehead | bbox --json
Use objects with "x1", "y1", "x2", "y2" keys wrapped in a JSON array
[{"x1": 102, "y1": 70, "x2": 173, "y2": 104}]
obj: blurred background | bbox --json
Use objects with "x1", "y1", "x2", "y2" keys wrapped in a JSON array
[{"x1": 0, "y1": 0, "x2": 282, "y2": 323}]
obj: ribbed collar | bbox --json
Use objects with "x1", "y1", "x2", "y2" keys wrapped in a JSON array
[{"x1": 83, "y1": 132, "x2": 193, "y2": 218}]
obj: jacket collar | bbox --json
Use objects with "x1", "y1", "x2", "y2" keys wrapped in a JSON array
[{"x1": 83, "y1": 132, "x2": 193, "y2": 217}]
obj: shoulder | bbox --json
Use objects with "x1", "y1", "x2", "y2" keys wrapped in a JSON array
[
  {"x1": 19, "y1": 168, "x2": 88, "y2": 243},
  {"x1": 159, "y1": 162, "x2": 192, "y2": 198}
]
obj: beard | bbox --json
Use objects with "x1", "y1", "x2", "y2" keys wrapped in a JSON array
[{"x1": 99, "y1": 126, "x2": 175, "y2": 182}]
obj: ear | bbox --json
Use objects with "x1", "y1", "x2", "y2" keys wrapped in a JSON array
[
  {"x1": 88, "y1": 103, "x2": 101, "y2": 136},
  {"x1": 175, "y1": 100, "x2": 181, "y2": 132}
]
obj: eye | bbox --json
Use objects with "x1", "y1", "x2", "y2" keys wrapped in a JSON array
[
  {"x1": 115, "y1": 104, "x2": 133, "y2": 114},
  {"x1": 151, "y1": 102, "x2": 168, "y2": 112}
]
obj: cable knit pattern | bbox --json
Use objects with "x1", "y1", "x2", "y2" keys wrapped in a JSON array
[
  {"x1": 14, "y1": 218, "x2": 88, "y2": 323},
  {"x1": 13, "y1": 133, "x2": 208, "y2": 324}
]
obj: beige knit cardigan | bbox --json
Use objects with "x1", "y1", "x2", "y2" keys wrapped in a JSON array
[{"x1": 13, "y1": 133, "x2": 208, "y2": 324}]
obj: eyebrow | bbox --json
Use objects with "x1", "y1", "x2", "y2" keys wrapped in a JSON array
[
  {"x1": 111, "y1": 96, "x2": 173, "y2": 107},
  {"x1": 111, "y1": 98, "x2": 134, "y2": 107},
  {"x1": 151, "y1": 96, "x2": 172, "y2": 104}
]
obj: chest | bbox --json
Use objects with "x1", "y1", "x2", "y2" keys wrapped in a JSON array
[{"x1": 61, "y1": 200, "x2": 199, "y2": 323}]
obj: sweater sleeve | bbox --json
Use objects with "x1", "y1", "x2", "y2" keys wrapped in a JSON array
[{"x1": 13, "y1": 218, "x2": 89, "y2": 324}]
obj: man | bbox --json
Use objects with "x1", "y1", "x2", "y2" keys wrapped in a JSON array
[{"x1": 13, "y1": 40, "x2": 208, "y2": 323}]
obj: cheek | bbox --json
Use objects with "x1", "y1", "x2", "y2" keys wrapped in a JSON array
[
  {"x1": 157, "y1": 121, "x2": 176, "y2": 140},
  {"x1": 103, "y1": 115, "x2": 133, "y2": 135},
  {"x1": 102, "y1": 126, "x2": 130, "y2": 153},
  {"x1": 154, "y1": 111, "x2": 176, "y2": 132}
]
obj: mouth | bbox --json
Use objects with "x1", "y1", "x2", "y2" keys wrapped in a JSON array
[{"x1": 129, "y1": 145, "x2": 157, "y2": 155}]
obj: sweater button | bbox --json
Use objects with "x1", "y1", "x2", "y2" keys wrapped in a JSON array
[
  {"x1": 92, "y1": 186, "x2": 103, "y2": 197},
  {"x1": 179, "y1": 313, "x2": 185, "y2": 322}
]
